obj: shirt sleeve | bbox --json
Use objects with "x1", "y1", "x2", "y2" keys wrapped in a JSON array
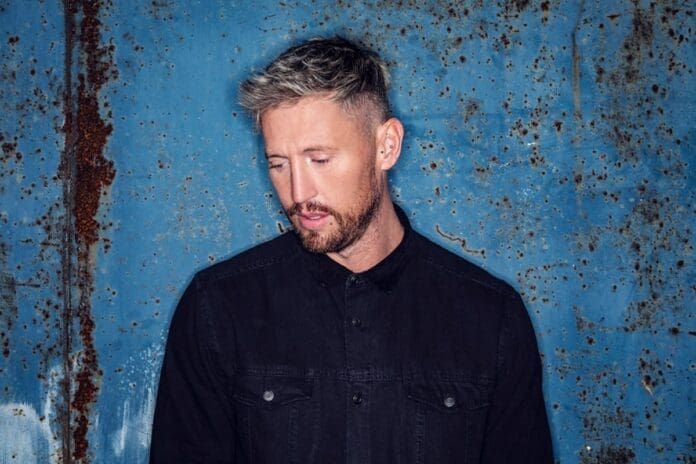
[
  {"x1": 150, "y1": 275, "x2": 235, "y2": 463},
  {"x1": 480, "y1": 290, "x2": 554, "y2": 463}
]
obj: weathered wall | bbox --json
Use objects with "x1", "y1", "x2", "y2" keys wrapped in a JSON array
[{"x1": 0, "y1": 1, "x2": 693, "y2": 462}]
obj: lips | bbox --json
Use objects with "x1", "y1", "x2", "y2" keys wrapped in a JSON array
[{"x1": 297, "y1": 212, "x2": 330, "y2": 230}]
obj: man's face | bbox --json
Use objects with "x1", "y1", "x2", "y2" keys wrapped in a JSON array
[{"x1": 261, "y1": 96, "x2": 383, "y2": 254}]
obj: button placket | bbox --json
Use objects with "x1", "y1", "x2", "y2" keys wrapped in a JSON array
[
  {"x1": 346, "y1": 382, "x2": 370, "y2": 463},
  {"x1": 344, "y1": 273, "x2": 371, "y2": 366}
]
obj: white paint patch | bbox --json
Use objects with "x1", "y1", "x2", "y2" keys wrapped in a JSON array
[
  {"x1": 0, "y1": 402, "x2": 59, "y2": 464},
  {"x1": 110, "y1": 343, "x2": 161, "y2": 460},
  {"x1": 0, "y1": 364, "x2": 64, "y2": 463},
  {"x1": 110, "y1": 386, "x2": 155, "y2": 459}
]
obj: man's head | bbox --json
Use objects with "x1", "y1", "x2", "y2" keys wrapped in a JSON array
[{"x1": 239, "y1": 37, "x2": 403, "y2": 256}]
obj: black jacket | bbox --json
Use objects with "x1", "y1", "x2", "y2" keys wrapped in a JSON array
[{"x1": 150, "y1": 208, "x2": 553, "y2": 463}]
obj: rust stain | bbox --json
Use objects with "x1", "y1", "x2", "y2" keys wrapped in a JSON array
[{"x1": 61, "y1": 0, "x2": 116, "y2": 461}]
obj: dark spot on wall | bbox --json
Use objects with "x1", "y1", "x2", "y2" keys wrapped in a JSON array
[
  {"x1": 462, "y1": 98, "x2": 481, "y2": 123},
  {"x1": 503, "y1": 0, "x2": 530, "y2": 16},
  {"x1": 619, "y1": 7, "x2": 654, "y2": 83},
  {"x1": 573, "y1": 305, "x2": 596, "y2": 332},
  {"x1": 617, "y1": 191, "x2": 688, "y2": 332},
  {"x1": 595, "y1": 3, "x2": 692, "y2": 166},
  {"x1": 0, "y1": 242, "x2": 18, "y2": 358},
  {"x1": 540, "y1": 1, "x2": 550, "y2": 23},
  {"x1": 7, "y1": 36, "x2": 19, "y2": 45},
  {"x1": 580, "y1": 445, "x2": 636, "y2": 463},
  {"x1": 148, "y1": 0, "x2": 175, "y2": 21},
  {"x1": 499, "y1": 33, "x2": 511, "y2": 48},
  {"x1": 571, "y1": 2, "x2": 584, "y2": 122}
]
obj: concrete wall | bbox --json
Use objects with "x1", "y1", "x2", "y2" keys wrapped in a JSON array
[{"x1": 1, "y1": 1, "x2": 693, "y2": 462}]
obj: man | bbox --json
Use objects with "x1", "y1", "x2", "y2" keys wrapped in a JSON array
[{"x1": 150, "y1": 37, "x2": 553, "y2": 463}]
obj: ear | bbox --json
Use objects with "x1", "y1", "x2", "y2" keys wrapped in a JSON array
[{"x1": 375, "y1": 117, "x2": 404, "y2": 172}]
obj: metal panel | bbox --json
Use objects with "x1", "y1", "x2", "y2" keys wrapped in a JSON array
[{"x1": 1, "y1": 1, "x2": 693, "y2": 462}]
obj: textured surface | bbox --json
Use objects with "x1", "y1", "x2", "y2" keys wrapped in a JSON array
[{"x1": 0, "y1": 0, "x2": 693, "y2": 462}]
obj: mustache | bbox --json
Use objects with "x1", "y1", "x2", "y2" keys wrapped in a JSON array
[{"x1": 286, "y1": 201, "x2": 334, "y2": 217}]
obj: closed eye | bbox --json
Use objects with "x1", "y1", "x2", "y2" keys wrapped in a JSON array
[{"x1": 266, "y1": 155, "x2": 287, "y2": 171}]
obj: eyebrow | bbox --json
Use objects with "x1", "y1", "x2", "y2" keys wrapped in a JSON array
[
  {"x1": 265, "y1": 145, "x2": 339, "y2": 159},
  {"x1": 302, "y1": 145, "x2": 338, "y2": 154}
]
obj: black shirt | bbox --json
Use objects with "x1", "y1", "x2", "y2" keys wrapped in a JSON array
[{"x1": 150, "y1": 207, "x2": 553, "y2": 463}]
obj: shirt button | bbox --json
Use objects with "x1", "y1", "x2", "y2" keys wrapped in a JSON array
[
  {"x1": 350, "y1": 317, "x2": 362, "y2": 328},
  {"x1": 262, "y1": 390, "x2": 275, "y2": 402},
  {"x1": 352, "y1": 392, "x2": 363, "y2": 405},
  {"x1": 443, "y1": 395, "x2": 456, "y2": 408},
  {"x1": 348, "y1": 274, "x2": 359, "y2": 285}
]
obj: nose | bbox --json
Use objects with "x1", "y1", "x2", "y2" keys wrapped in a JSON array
[{"x1": 290, "y1": 161, "x2": 317, "y2": 205}]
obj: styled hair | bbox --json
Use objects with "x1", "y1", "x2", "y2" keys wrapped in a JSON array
[{"x1": 239, "y1": 36, "x2": 391, "y2": 129}]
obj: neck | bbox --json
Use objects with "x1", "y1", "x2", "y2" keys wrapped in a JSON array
[{"x1": 327, "y1": 196, "x2": 404, "y2": 273}]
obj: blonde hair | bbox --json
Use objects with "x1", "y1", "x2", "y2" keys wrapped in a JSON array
[{"x1": 239, "y1": 37, "x2": 392, "y2": 129}]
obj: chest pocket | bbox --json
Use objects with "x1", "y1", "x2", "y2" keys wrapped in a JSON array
[
  {"x1": 405, "y1": 379, "x2": 490, "y2": 464},
  {"x1": 232, "y1": 374, "x2": 318, "y2": 464}
]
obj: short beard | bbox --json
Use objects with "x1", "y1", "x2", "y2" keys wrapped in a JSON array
[{"x1": 286, "y1": 172, "x2": 382, "y2": 254}]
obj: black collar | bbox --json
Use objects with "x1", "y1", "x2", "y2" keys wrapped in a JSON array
[{"x1": 296, "y1": 203, "x2": 413, "y2": 293}]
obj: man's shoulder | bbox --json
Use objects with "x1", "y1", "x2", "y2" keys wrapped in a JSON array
[
  {"x1": 410, "y1": 231, "x2": 517, "y2": 299},
  {"x1": 195, "y1": 232, "x2": 299, "y2": 283}
]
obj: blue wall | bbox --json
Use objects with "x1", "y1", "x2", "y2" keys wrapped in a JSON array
[{"x1": 1, "y1": 1, "x2": 693, "y2": 462}]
